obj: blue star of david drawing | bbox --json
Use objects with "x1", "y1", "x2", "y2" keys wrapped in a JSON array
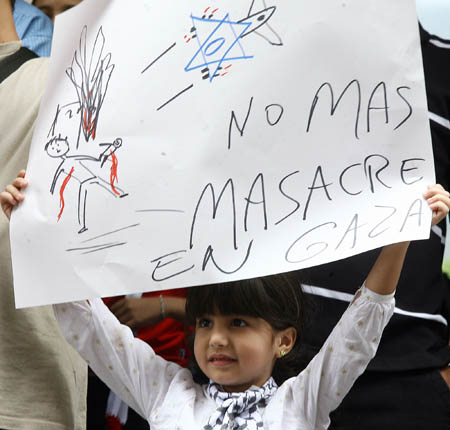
[{"x1": 184, "y1": 13, "x2": 254, "y2": 83}]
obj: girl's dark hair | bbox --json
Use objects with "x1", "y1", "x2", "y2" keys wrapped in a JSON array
[
  {"x1": 11, "y1": 0, "x2": 16, "y2": 10},
  {"x1": 185, "y1": 271, "x2": 308, "y2": 386}
]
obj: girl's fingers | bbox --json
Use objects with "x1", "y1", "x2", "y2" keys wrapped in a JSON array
[
  {"x1": 429, "y1": 200, "x2": 447, "y2": 212},
  {"x1": 12, "y1": 177, "x2": 28, "y2": 189},
  {"x1": 426, "y1": 195, "x2": 450, "y2": 208},
  {"x1": 5, "y1": 184, "x2": 25, "y2": 202},
  {"x1": 0, "y1": 191, "x2": 17, "y2": 206},
  {"x1": 424, "y1": 191, "x2": 450, "y2": 200},
  {"x1": 0, "y1": 192, "x2": 16, "y2": 220},
  {"x1": 0, "y1": 175, "x2": 28, "y2": 220},
  {"x1": 423, "y1": 186, "x2": 450, "y2": 200},
  {"x1": 424, "y1": 186, "x2": 450, "y2": 207},
  {"x1": 424, "y1": 185, "x2": 450, "y2": 226},
  {"x1": 430, "y1": 201, "x2": 449, "y2": 226}
]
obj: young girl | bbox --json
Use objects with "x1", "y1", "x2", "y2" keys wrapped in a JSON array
[{"x1": 2, "y1": 173, "x2": 450, "y2": 429}]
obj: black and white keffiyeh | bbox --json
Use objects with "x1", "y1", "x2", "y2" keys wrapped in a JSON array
[{"x1": 204, "y1": 377, "x2": 277, "y2": 430}]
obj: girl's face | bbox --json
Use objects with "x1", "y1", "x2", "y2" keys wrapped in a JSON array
[
  {"x1": 194, "y1": 313, "x2": 292, "y2": 392},
  {"x1": 33, "y1": 0, "x2": 81, "y2": 22}
]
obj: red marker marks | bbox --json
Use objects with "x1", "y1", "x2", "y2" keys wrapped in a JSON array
[
  {"x1": 82, "y1": 108, "x2": 97, "y2": 139},
  {"x1": 221, "y1": 64, "x2": 232, "y2": 77},
  {"x1": 82, "y1": 92, "x2": 97, "y2": 139},
  {"x1": 83, "y1": 108, "x2": 87, "y2": 130},
  {"x1": 202, "y1": 6, "x2": 218, "y2": 19},
  {"x1": 58, "y1": 167, "x2": 74, "y2": 221},
  {"x1": 109, "y1": 151, "x2": 120, "y2": 196}
]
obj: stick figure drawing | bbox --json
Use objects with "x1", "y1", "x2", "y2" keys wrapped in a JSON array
[
  {"x1": 46, "y1": 26, "x2": 128, "y2": 234},
  {"x1": 46, "y1": 135, "x2": 127, "y2": 234}
]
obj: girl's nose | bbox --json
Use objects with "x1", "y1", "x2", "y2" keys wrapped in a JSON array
[{"x1": 209, "y1": 327, "x2": 229, "y2": 347}]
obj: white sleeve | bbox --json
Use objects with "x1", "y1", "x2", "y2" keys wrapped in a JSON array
[
  {"x1": 292, "y1": 284, "x2": 395, "y2": 429},
  {"x1": 53, "y1": 298, "x2": 183, "y2": 419}
]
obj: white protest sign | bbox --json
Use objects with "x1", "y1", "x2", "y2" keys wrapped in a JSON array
[{"x1": 11, "y1": 0, "x2": 434, "y2": 308}]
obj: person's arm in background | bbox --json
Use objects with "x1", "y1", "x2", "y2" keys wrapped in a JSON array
[{"x1": 110, "y1": 295, "x2": 186, "y2": 329}]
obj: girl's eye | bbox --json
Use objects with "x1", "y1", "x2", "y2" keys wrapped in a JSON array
[
  {"x1": 231, "y1": 318, "x2": 247, "y2": 327},
  {"x1": 197, "y1": 318, "x2": 212, "y2": 328}
]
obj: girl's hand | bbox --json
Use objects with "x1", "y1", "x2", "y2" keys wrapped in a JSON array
[
  {"x1": 424, "y1": 184, "x2": 450, "y2": 226},
  {"x1": 0, "y1": 170, "x2": 28, "y2": 220}
]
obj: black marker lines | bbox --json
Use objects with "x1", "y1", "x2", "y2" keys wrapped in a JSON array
[
  {"x1": 141, "y1": 42, "x2": 177, "y2": 74},
  {"x1": 65, "y1": 26, "x2": 115, "y2": 147},
  {"x1": 66, "y1": 241, "x2": 127, "y2": 253},
  {"x1": 82, "y1": 242, "x2": 127, "y2": 255},
  {"x1": 81, "y1": 223, "x2": 140, "y2": 243},
  {"x1": 157, "y1": 84, "x2": 194, "y2": 111},
  {"x1": 135, "y1": 209, "x2": 185, "y2": 214},
  {"x1": 150, "y1": 249, "x2": 188, "y2": 263}
]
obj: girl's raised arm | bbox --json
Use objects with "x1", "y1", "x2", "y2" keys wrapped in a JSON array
[
  {"x1": 53, "y1": 298, "x2": 191, "y2": 422},
  {"x1": 365, "y1": 184, "x2": 450, "y2": 296},
  {"x1": 364, "y1": 241, "x2": 409, "y2": 295},
  {"x1": 288, "y1": 184, "x2": 450, "y2": 428}
]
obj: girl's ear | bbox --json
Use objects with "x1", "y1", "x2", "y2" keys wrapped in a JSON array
[{"x1": 275, "y1": 327, "x2": 297, "y2": 358}]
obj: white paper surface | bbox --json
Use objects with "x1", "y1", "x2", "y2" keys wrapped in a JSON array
[{"x1": 11, "y1": 0, "x2": 435, "y2": 308}]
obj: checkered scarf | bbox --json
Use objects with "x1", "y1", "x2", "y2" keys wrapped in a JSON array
[{"x1": 204, "y1": 377, "x2": 277, "y2": 430}]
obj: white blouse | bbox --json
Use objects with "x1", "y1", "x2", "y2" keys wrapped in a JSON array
[{"x1": 54, "y1": 285, "x2": 394, "y2": 429}]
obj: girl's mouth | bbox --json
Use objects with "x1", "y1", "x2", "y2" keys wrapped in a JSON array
[{"x1": 209, "y1": 355, "x2": 237, "y2": 367}]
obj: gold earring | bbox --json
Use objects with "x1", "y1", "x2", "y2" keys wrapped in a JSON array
[{"x1": 280, "y1": 349, "x2": 286, "y2": 358}]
